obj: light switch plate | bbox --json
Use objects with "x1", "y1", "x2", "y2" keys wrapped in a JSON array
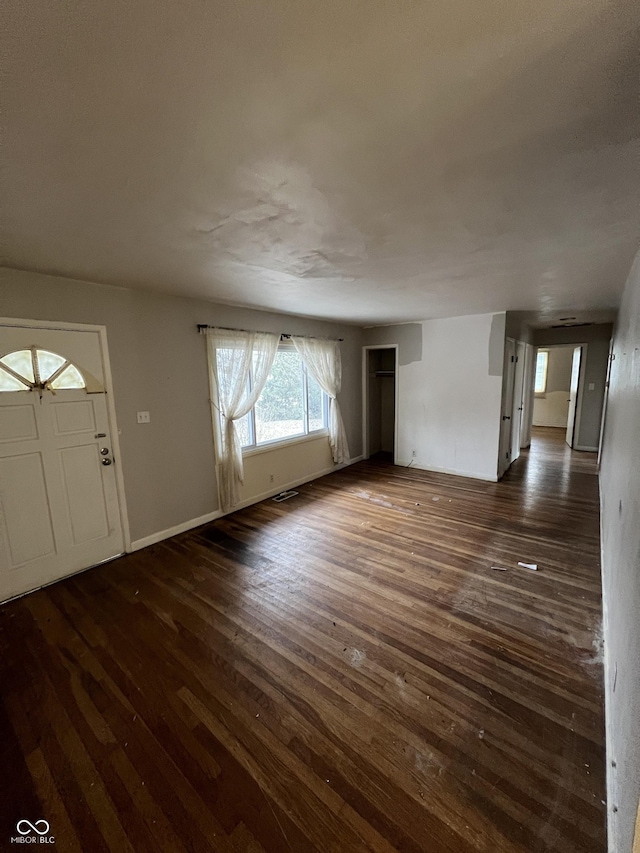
[
  {"x1": 137, "y1": 411, "x2": 150, "y2": 423},
  {"x1": 588, "y1": 383, "x2": 595, "y2": 391}
]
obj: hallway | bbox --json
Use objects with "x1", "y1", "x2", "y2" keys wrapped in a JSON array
[{"x1": 0, "y1": 428, "x2": 605, "y2": 852}]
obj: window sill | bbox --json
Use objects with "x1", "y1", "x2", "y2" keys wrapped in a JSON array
[{"x1": 242, "y1": 430, "x2": 329, "y2": 457}]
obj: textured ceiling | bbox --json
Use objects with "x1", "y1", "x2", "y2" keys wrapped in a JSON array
[{"x1": 3, "y1": 0, "x2": 639, "y2": 324}]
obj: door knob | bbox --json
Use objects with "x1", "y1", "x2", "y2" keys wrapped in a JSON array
[
  {"x1": 502, "y1": 415, "x2": 511, "y2": 420},
  {"x1": 101, "y1": 458, "x2": 112, "y2": 466},
  {"x1": 100, "y1": 447, "x2": 110, "y2": 455}
]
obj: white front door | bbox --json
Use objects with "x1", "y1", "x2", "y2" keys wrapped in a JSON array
[
  {"x1": 0, "y1": 325, "x2": 124, "y2": 602},
  {"x1": 566, "y1": 346, "x2": 583, "y2": 447}
]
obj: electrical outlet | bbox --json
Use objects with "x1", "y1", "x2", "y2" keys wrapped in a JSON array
[
  {"x1": 269, "y1": 473, "x2": 274, "y2": 483},
  {"x1": 136, "y1": 411, "x2": 150, "y2": 424},
  {"x1": 412, "y1": 450, "x2": 416, "y2": 457}
]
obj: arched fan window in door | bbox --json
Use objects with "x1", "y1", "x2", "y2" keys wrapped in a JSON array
[{"x1": 0, "y1": 347, "x2": 86, "y2": 392}]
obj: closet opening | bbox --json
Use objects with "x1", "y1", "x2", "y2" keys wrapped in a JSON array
[{"x1": 362, "y1": 346, "x2": 398, "y2": 464}]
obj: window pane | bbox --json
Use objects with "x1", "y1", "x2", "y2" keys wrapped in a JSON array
[
  {"x1": 534, "y1": 352, "x2": 548, "y2": 393},
  {"x1": 254, "y1": 349, "x2": 304, "y2": 443},
  {"x1": 0, "y1": 350, "x2": 34, "y2": 383},
  {"x1": 37, "y1": 350, "x2": 66, "y2": 381},
  {"x1": 50, "y1": 364, "x2": 85, "y2": 389},
  {"x1": 307, "y1": 372, "x2": 325, "y2": 431},
  {"x1": 0, "y1": 366, "x2": 29, "y2": 391}
]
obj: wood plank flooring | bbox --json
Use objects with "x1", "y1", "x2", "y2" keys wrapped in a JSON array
[{"x1": 0, "y1": 427, "x2": 606, "y2": 852}]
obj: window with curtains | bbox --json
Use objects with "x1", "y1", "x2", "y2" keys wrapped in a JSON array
[
  {"x1": 229, "y1": 343, "x2": 329, "y2": 449},
  {"x1": 206, "y1": 327, "x2": 349, "y2": 511}
]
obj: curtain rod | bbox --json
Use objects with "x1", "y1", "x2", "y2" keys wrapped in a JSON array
[{"x1": 197, "y1": 324, "x2": 343, "y2": 342}]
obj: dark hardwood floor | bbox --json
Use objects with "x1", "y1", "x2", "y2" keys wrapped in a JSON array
[{"x1": 0, "y1": 427, "x2": 606, "y2": 852}]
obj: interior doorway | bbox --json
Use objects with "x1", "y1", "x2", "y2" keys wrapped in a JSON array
[
  {"x1": 532, "y1": 343, "x2": 586, "y2": 449},
  {"x1": 363, "y1": 346, "x2": 398, "y2": 463},
  {"x1": 0, "y1": 319, "x2": 128, "y2": 602}
]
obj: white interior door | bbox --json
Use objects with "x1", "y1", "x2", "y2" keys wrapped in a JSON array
[
  {"x1": 510, "y1": 341, "x2": 526, "y2": 464},
  {"x1": 498, "y1": 339, "x2": 516, "y2": 477},
  {"x1": 519, "y1": 343, "x2": 535, "y2": 449},
  {"x1": 566, "y1": 346, "x2": 582, "y2": 447},
  {"x1": 0, "y1": 325, "x2": 124, "y2": 602}
]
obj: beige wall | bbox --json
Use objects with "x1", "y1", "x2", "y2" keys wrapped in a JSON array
[
  {"x1": 544, "y1": 345, "x2": 574, "y2": 392},
  {"x1": 0, "y1": 268, "x2": 363, "y2": 544},
  {"x1": 599, "y1": 252, "x2": 640, "y2": 853}
]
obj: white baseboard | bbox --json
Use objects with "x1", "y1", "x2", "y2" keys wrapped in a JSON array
[
  {"x1": 574, "y1": 445, "x2": 598, "y2": 452},
  {"x1": 129, "y1": 455, "x2": 365, "y2": 552},
  {"x1": 130, "y1": 510, "x2": 222, "y2": 551},
  {"x1": 396, "y1": 459, "x2": 498, "y2": 482},
  {"x1": 533, "y1": 421, "x2": 568, "y2": 428}
]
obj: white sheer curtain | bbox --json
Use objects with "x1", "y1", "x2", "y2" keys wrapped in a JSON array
[
  {"x1": 292, "y1": 336, "x2": 350, "y2": 464},
  {"x1": 206, "y1": 329, "x2": 279, "y2": 510}
]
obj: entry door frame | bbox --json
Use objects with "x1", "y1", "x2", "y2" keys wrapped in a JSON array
[
  {"x1": 0, "y1": 316, "x2": 131, "y2": 553},
  {"x1": 362, "y1": 344, "x2": 399, "y2": 463}
]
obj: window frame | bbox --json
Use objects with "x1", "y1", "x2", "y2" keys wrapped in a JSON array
[
  {"x1": 239, "y1": 342, "x2": 329, "y2": 454},
  {"x1": 534, "y1": 349, "x2": 549, "y2": 395},
  {"x1": 0, "y1": 346, "x2": 87, "y2": 392}
]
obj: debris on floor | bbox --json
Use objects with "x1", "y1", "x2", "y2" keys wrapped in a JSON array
[
  {"x1": 490, "y1": 566, "x2": 508, "y2": 571},
  {"x1": 518, "y1": 561, "x2": 538, "y2": 571}
]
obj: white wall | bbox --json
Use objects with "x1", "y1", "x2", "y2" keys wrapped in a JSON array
[
  {"x1": 0, "y1": 267, "x2": 363, "y2": 546},
  {"x1": 364, "y1": 313, "x2": 504, "y2": 481},
  {"x1": 599, "y1": 252, "x2": 640, "y2": 853}
]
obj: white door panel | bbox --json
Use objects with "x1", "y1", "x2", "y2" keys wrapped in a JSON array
[
  {"x1": 0, "y1": 451, "x2": 56, "y2": 566},
  {"x1": 52, "y1": 399, "x2": 97, "y2": 434},
  {"x1": 0, "y1": 326, "x2": 124, "y2": 601},
  {"x1": 59, "y1": 444, "x2": 110, "y2": 544},
  {"x1": 566, "y1": 346, "x2": 583, "y2": 447},
  {"x1": 0, "y1": 404, "x2": 39, "y2": 442},
  {"x1": 498, "y1": 339, "x2": 516, "y2": 477},
  {"x1": 510, "y1": 341, "x2": 526, "y2": 464}
]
